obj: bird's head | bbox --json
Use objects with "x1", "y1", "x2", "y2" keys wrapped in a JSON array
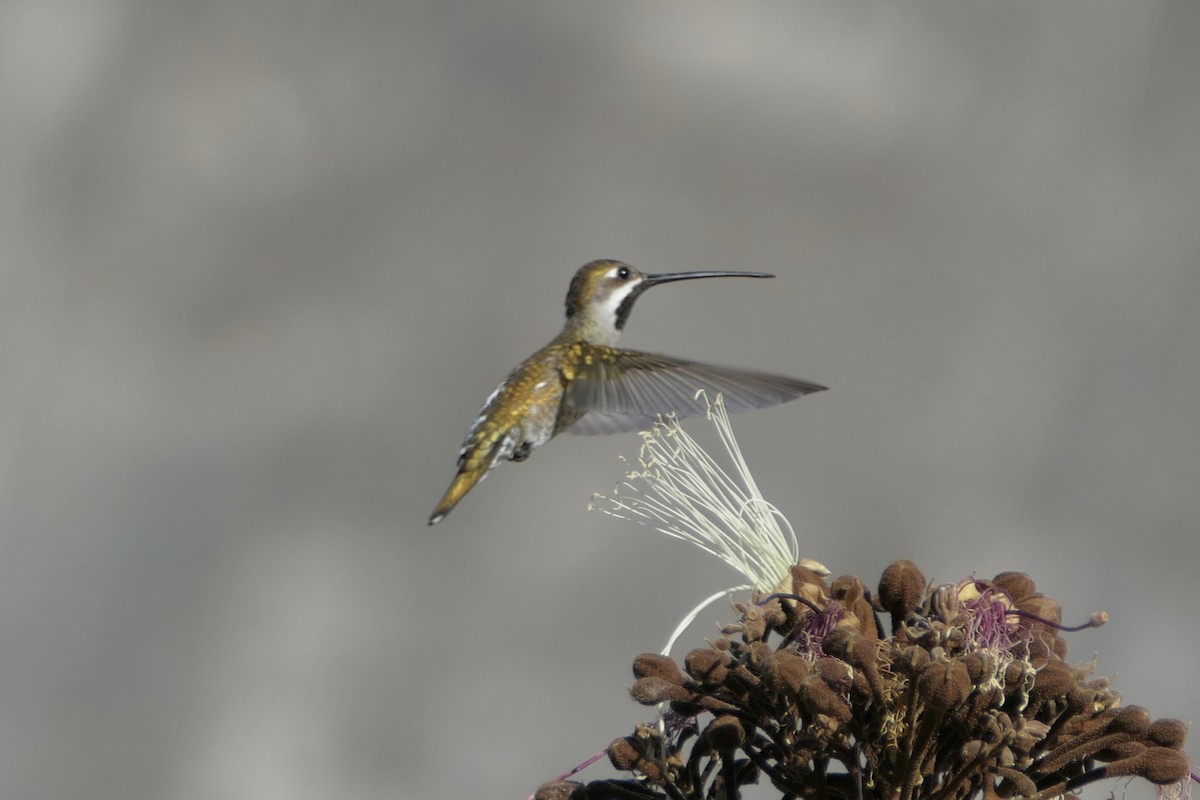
[{"x1": 563, "y1": 259, "x2": 773, "y2": 345}]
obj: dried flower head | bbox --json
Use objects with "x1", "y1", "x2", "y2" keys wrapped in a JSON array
[
  {"x1": 537, "y1": 563, "x2": 1192, "y2": 800},
  {"x1": 533, "y1": 395, "x2": 1195, "y2": 800}
]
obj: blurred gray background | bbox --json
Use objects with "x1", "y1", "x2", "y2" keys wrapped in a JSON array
[{"x1": 3, "y1": 2, "x2": 1198, "y2": 799}]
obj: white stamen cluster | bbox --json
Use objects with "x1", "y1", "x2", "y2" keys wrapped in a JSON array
[{"x1": 589, "y1": 393, "x2": 798, "y2": 594}]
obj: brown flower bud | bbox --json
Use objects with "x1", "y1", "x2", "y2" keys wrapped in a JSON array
[
  {"x1": 1136, "y1": 746, "x2": 1192, "y2": 784},
  {"x1": 609, "y1": 725, "x2": 665, "y2": 782},
  {"x1": 1107, "y1": 704, "x2": 1151, "y2": 737},
  {"x1": 893, "y1": 643, "x2": 931, "y2": 675},
  {"x1": 704, "y1": 715, "x2": 745, "y2": 752},
  {"x1": 1028, "y1": 659, "x2": 1074, "y2": 703},
  {"x1": 1016, "y1": 593, "x2": 1062, "y2": 625},
  {"x1": 1145, "y1": 718, "x2": 1189, "y2": 749},
  {"x1": 608, "y1": 736, "x2": 641, "y2": 771},
  {"x1": 1097, "y1": 745, "x2": 1191, "y2": 785},
  {"x1": 961, "y1": 651, "x2": 995, "y2": 685},
  {"x1": 630, "y1": 676, "x2": 693, "y2": 706},
  {"x1": 814, "y1": 656, "x2": 854, "y2": 692},
  {"x1": 821, "y1": 627, "x2": 885, "y2": 702},
  {"x1": 685, "y1": 648, "x2": 730, "y2": 686},
  {"x1": 991, "y1": 571, "x2": 1036, "y2": 602},
  {"x1": 632, "y1": 653, "x2": 686, "y2": 685},
  {"x1": 877, "y1": 560, "x2": 926, "y2": 620},
  {"x1": 1039, "y1": 705, "x2": 1150, "y2": 775},
  {"x1": 917, "y1": 661, "x2": 971, "y2": 712},
  {"x1": 818, "y1": 626, "x2": 855, "y2": 661},
  {"x1": 765, "y1": 650, "x2": 809, "y2": 695},
  {"x1": 798, "y1": 676, "x2": 852, "y2": 723},
  {"x1": 848, "y1": 635, "x2": 882, "y2": 675}
]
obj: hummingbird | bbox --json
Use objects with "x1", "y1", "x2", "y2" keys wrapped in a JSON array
[{"x1": 428, "y1": 259, "x2": 826, "y2": 525}]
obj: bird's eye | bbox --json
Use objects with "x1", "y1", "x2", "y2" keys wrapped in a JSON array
[{"x1": 617, "y1": 266, "x2": 630, "y2": 280}]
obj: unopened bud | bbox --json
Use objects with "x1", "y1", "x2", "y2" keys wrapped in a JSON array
[
  {"x1": 1137, "y1": 746, "x2": 1192, "y2": 785},
  {"x1": 1016, "y1": 593, "x2": 1062, "y2": 626},
  {"x1": 1099, "y1": 745, "x2": 1191, "y2": 785},
  {"x1": 877, "y1": 560, "x2": 926, "y2": 620},
  {"x1": 608, "y1": 737, "x2": 640, "y2": 771},
  {"x1": 1145, "y1": 718, "x2": 1189, "y2": 749},
  {"x1": 685, "y1": 648, "x2": 730, "y2": 686},
  {"x1": 705, "y1": 715, "x2": 745, "y2": 752},
  {"x1": 917, "y1": 661, "x2": 971, "y2": 712},
  {"x1": 630, "y1": 676, "x2": 693, "y2": 705},
  {"x1": 961, "y1": 651, "x2": 995, "y2": 685},
  {"x1": 893, "y1": 644, "x2": 930, "y2": 675},
  {"x1": 1028, "y1": 659, "x2": 1074, "y2": 703},
  {"x1": 991, "y1": 571, "x2": 1036, "y2": 602},
  {"x1": 632, "y1": 653, "x2": 686, "y2": 685},
  {"x1": 814, "y1": 656, "x2": 854, "y2": 691},
  {"x1": 1108, "y1": 705, "x2": 1151, "y2": 737},
  {"x1": 798, "y1": 676, "x2": 852, "y2": 723},
  {"x1": 765, "y1": 651, "x2": 809, "y2": 695}
]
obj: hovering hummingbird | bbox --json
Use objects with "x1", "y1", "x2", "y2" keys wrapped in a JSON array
[{"x1": 428, "y1": 260, "x2": 826, "y2": 525}]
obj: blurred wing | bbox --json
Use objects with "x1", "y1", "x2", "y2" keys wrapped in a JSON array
[{"x1": 558, "y1": 349, "x2": 826, "y2": 435}]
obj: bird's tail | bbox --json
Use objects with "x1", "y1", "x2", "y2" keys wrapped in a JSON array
[{"x1": 428, "y1": 466, "x2": 488, "y2": 525}]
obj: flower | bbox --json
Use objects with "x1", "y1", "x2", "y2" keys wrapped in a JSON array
[
  {"x1": 536, "y1": 398, "x2": 1194, "y2": 800},
  {"x1": 537, "y1": 561, "x2": 1194, "y2": 800}
]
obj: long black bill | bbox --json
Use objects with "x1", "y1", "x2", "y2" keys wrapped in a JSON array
[
  {"x1": 642, "y1": 270, "x2": 774, "y2": 287},
  {"x1": 615, "y1": 270, "x2": 775, "y2": 330}
]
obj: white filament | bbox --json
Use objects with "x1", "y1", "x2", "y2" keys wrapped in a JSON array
[{"x1": 590, "y1": 392, "x2": 799, "y2": 594}]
